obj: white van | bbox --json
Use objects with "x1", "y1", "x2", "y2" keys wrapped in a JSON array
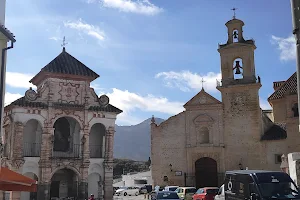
[
  {"x1": 164, "y1": 186, "x2": 179, "y2": 191},
  {"x1": 214, "y1": 184, "x2": 224, "y2": 200},
  {"x1": 115, "y1": 186, "x2": 140, "y2": 196}
]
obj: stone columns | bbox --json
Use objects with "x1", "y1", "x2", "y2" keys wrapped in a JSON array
[
  {"x1": 12, "y1": 122, "x2": 24, "y2": 159},
  {"x1": 81, "y1": 128, "x2": 90, "y2": 160},
  {"x1": 103, "y1": 126, "x2": 115, "y2": 200}
]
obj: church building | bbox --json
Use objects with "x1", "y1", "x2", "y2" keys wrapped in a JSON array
[
  {"x1": 2, "y1": 47, "x2": 122, "y2": 200},
  {"x1": 151, "y1": 16, "x2": 300, "y2": 188}
]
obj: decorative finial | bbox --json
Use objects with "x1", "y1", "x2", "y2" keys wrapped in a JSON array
[
  {"x1": 201, "y1": 78, "x2": 206, "y2": 90},
  {"x1": 151, "y1": 115, "x2": 155, "y2": 123},
  {"x1": 231, "y1": 7, "x2": 237, "y2": 19},
  {"x1": 61, "y1": 36, "x2": 68, "y2": 52}
]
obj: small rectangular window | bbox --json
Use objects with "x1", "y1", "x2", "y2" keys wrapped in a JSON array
[{"x1": 275, "y1": 154, "x2": 282, "y2": 164}]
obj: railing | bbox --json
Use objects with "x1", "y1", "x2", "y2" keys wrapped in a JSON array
[
  {"x1": 23, "y1": 142, "x2": 41, "y2": 157},
  {"x1": 52, "y1": 144, "x2": 80, "y2": 158},
  {"x1": 89, "y1": 145, "x2": 103, "y2": 158}
]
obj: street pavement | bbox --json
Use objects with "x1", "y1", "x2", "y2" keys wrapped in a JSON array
[{"x1": 113, "y1": 194, "x2": 150, "y2": 200}]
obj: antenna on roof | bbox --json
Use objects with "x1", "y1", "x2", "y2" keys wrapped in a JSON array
[{"x1": 61, "y1": 36, "x2": 68, "y2": 52}]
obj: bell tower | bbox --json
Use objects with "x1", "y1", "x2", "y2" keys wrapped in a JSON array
[
  {"x1": 217, "y1": 16, "x2": 258, "y2": 86},
  {"x1": 217, "y1": 15, "x2": 265, "y2": 171}
]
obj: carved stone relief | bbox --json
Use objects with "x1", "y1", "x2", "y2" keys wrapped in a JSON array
[
  {"x1": 58, "y1": 82, "x2": 80, "y2": 104},
  {"x1": 199, "y1": 96, "x2": 207, "y2": 104}
]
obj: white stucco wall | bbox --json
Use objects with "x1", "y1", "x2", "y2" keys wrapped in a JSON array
[
  {"x1": 121, "y1": 171, "x2": 152, "y2": 187},
  {"x1": 288, "y1": 152, "x2": 300, "y2": 186}
]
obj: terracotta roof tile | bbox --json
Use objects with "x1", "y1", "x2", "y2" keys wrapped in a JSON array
[
  {"x1": 30, "y1": 48, "x2": 99, "y2": 83},
  {"x1": 268, "y1": 72, "x2": 297, "y2": 101},
  {"x1": 6, "y1": 97, "x2": 122, "y2": 114},
  {"x1": 6, "y1": 97, "x2": 48, "y2": 109},
  {"x1": 88, "y1": 105, "x2": 123, "y2": 114}
]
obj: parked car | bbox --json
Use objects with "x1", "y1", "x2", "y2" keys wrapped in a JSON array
[
  {"x1": 214, "y1": 185, "x2": 224, "y2": 200},
  {"x1": 114, "y1": 186, "x2": 139, "y2": 196},
  {"x1": 164, "y1": 186, "x2": 179, "y2": 191},
  {"x1": 193, "y1": 187, "x2": 219, "y2": 200},
  {"x1": 155, "y1": 191, "x2": 180, "y2": 200},
  {"x1": 175, "y1": 187, "x2": 197, "y2": 200}
]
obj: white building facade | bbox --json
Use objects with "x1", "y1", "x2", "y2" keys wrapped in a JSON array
[
  {"x1": 2, "y1": 48, "x2": 122, "y2": 200},
  {"x1": 113, "y1": 171, "x2": 153, "y2": 188}
]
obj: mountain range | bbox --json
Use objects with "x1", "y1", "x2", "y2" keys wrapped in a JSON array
[{"x1": 114, "y1": 117, "x2": 165, "y2": 161}]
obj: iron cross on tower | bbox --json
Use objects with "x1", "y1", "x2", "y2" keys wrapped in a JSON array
[
  {"x1": 201, "y1": 78, "x2": 206, "y2": 89},
  {"x1": 231, "y1": 7, "x2": 237, "y2": 19},
  {"x1": 61, "y1": 36, "x2": 68, "y2": 48}
]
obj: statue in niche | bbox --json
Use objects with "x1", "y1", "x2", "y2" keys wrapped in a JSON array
[
  {"x1": 197, "y1": 127, "x2": 209, "y2": 144},
  {"x1": 53, "y1": 118, "x2": 71, "y2": 152}
]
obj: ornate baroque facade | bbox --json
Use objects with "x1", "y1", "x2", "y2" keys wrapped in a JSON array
[
  {"x1": 151, "y1": 17, "x2": 300, "y2": 188},
  {"x1": 2, "y1": 47, "x2": 122, "y2": 200}
]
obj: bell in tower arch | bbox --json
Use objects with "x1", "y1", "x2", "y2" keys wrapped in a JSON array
[
  {"x1": 233, "y1": 60, "x2": 242, "y2": 74},
  {"x1": 233, "y1": 31, "x2": 238, "y2": 39}
]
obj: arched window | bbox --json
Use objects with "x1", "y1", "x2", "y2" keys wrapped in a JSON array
[
  {"x1": 197, "y1": 127, "x2": 209, "y2": 144},
  {"x1": 233, "y1": 58, "x2": 243, "y2": 80},
  {"x1": 292, "y1": 103, "x2": 299, "y2": 117}
]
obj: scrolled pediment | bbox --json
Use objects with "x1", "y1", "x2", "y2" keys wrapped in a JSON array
[{"x1": 193, "y1": 114, "x2": 214, "y2": 125}]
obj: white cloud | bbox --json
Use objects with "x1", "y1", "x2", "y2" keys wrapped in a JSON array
[
  {"x1": 6, "y1": 72, "x2": 36, "y2": 89},
  {"x1": 260, "y1": 99, "x2": 272, "y2": 110},
  {"x1": 271, "y1": 35, "x2": 296, "y2": 61},
  {"x1": 49, "y1": 36, "x2": 61, "y2": 41},
  {"x1": 89, "y1": 0, "x2": 163, "y2": 15},
  {"x1": 106, "y1": 88, "x2": 184, "y2": 125},
  {"x1": 155, "y1": 71, "x2": 221, "y2": 92},
  {"x1": 4, "y1": 92, "x2": 22, "y2": 106},
  {"x1": 64, "y1": 19, "x2": 105, "y2": 41}
]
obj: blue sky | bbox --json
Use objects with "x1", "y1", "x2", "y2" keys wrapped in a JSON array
[{"x1": 2, "y1": 0, "x2": 296, "y2": 125}]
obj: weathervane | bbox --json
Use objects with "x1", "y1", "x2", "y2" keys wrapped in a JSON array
[
  {"x1": 201, "y1": 78, "x2": 206, "y2": 89},
  {"x1": 231, "y1": 7, "x2": 237, "y2": 19},
  {"x1": 61, "y1": 36, "x2": 68, "y2": 49}
]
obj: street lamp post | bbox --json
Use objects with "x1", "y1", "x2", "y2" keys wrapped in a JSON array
[{"x1": 291, "y1": 0, "x2": 300, "y2": 132}]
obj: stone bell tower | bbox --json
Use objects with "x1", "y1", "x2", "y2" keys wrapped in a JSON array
[{"x1": 217, "y1": 15, "x2": 264, "y2": 170}]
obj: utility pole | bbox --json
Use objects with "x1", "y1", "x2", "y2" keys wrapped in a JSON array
[{"x1": 291, "y1": 0, "x2": 300, "y2": 132}]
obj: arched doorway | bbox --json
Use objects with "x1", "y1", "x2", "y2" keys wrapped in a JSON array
[
  {"x1": 20, "y1": 172, "x2": 38, "y2": 200},
  {"x1": 195, "y1": 157, "x2": 218, "y2": 188},
  {"x1": 89, "y1": 123, "x2": 106, "y2": 158},
  {"x1": 88, "y1": 173, "x2": 102, "y2": 198},
  {"x1": 50, "y1": 168, "x2": 79, "y2": 199}
]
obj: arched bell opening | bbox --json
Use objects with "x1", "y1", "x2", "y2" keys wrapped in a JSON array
[
  {"x1": 233, "y1": 58, "x2": 243, "y2": 80},
  {"x1": 232, "y1": 29, "x2": 239, "y2": 43},
  {"x1": 23, "y1": 119, "x2": 42, "y2": 157},
  {"x1": 89, "y1": 123, "x2": 106, "y2": 158},
  {"x1": 52, "y1": 117, "x2": 80, "y2": 158}
]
